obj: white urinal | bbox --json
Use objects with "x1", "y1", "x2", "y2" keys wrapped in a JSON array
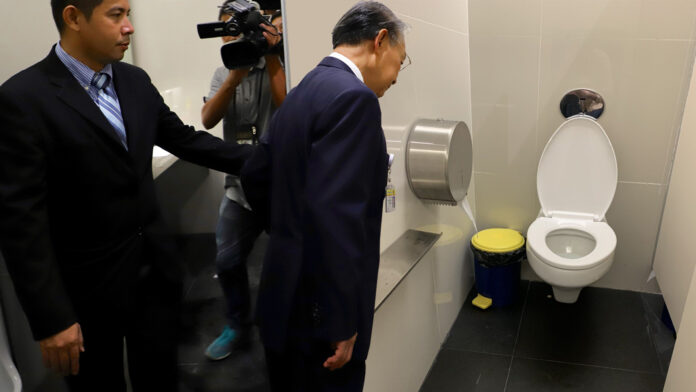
[{"x1": 0, "y1": 303, "x2": 21, "y2": 391}]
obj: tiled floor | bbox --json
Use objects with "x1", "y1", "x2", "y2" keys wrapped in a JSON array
[
  {"x1": 177, "y1": 233, "x2": 270, "y2": 392},
  {"x1": 176, "y1": 234, "x2": 676, "y2": 392},
  {"x1": 420, "y1": 281, "x2": 676, "y2": 392}
]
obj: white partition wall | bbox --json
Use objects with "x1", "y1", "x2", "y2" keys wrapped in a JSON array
[
  {"x1": 664, "y1": 268, "x2": 696, "y2": 391},
  {"x1": 653, "y1": 51, "x2": 696, "y2": 332}
]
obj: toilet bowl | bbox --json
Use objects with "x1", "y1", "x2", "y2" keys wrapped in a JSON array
[{"x1": 527, "y1": 115, "x2": 618, "y2": 303}]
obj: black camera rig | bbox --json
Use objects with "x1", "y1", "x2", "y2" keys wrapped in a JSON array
[{"x1": 197, "y1": 0, "x2": 282, "y2": 69}]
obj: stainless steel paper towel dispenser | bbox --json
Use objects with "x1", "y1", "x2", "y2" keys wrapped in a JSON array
[{"x1": 405, "y1": 119, "x2": 473, "y2": 205}]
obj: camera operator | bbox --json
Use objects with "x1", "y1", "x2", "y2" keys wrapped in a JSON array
[{"x1": 201, "y1": 1, "x2": 286, "y2": 361}]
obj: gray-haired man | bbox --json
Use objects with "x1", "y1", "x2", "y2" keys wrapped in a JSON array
[{"x1": 240, "y1": 2, "x2": 408, "y2": 391}]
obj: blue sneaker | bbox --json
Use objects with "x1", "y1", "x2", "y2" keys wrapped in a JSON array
[{"x1": 205, "y1": 326, "x2": 238, "y2": 360}]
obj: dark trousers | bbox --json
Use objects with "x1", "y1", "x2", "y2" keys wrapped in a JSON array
[
  {"x1": 215, "y1": 196, "x2": 264, "y2": 331},
  {"x1": 64, "y1": 266, "x2": 182, "y2": 392},
  {"x1": 265, "y1": 342, "x2": 366, "y2": 392}
]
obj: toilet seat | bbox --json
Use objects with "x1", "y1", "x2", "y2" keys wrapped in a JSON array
[
  {"x1": 537, "y1": 115, "x2": 617, "y2": 220},
  {"x1": 527, "y1": 217, "x2": 616, "y2": 270}
]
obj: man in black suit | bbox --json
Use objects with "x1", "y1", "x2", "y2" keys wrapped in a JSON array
[
  {"x1": 241, "y1": 2, "x2": 408, "y2": 390},
  {"x1": 0, "y1": 0, "x2": 260, "y2": 390}
]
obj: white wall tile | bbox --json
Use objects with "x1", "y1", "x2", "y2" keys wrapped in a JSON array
[
  {"x1": 638, "y1": 0, "x2": 696, "y2": 40},
  {"x1": 542, "y1": 0, "x2": 641, "y2": 40},
  {"x1": 379, "y1": 125, "x2": 442, "y2": 251},
  {"x1": 378, "y1": 70, "x2": 419, "y2": 129},
  {"x1": 365, "y1": 252, "x2": 441, "y2": 392},
  {"x1": 521, "y1": 259, "x2": 542, "y2": 282},
  {"x1": 474, "y1": 172, "x2": 539, "y2": 233},
  {"x1": 285, "y1": 0, "x2": 468, "y2": 87},
  {"x1": 608, "y1": 39, "x2": 690, "y2": 184},
  {"x1": 537, "y1": 37, "x2": 691, "y2": 184},
  {"x1": 131, "y1": 0, "x2": 223, "y2": 130},
  {"x1": 469, "y1": 35, "x2": 540, "y2": 175},
  {"x1": 0, "y1": 1, "x2": 56, "y2": 83},
  {"x1": 536, "y1": 37, "x2": 634, "y2": 152},
  {"x1": 598, "y1": 182, "x2": 665, "y2": 292},
  {"x1": 473, "y1": 103, "x2": 538, "y2": 176},
  {"x1": 469, "y1": 0, "x2": 542, "y2": 37},
  {"x1": 470, "y1": 35, "x2": 541, "y2": 106},
  {"x1": 397, "y1": 15, "x2": 472, "y2": 125},
  {"x1": 284, "y1": 0, "x2": 351, "y2": 86},
  {"x1": 389, "y1": 0, "x2": 469, "y2": 34},
  {"x1": 428, "y1": 235, "x2": 475, "y2": 339},
  {"x1": 129, "y1": 0, "x2": 231, "y2": 233}
]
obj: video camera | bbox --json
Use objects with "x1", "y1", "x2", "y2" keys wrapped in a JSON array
[{"x1": 197, "y1": 0, "x2": 282, "y2": 69}]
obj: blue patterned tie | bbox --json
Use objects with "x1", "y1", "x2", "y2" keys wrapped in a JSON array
[{"x1": 90, "y1": 72, "x2": 128, "y2": 149}]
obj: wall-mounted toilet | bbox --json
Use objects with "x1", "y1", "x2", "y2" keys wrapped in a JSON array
[{"x1": 526, "y1": 114, "x2": 618, "y2": 303}]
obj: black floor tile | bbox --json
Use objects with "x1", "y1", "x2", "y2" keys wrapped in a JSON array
[
  {"x1": 176, "y1": 232, "x2": 270, "y2": 392},
  {"x1": 506, "y1": 357, "x2": 665, "y2": 392},
  {"x1": 640, "y1": 292, "x2": 676, "y2": 375},
  {"x1": 515, "y1": 282, "x2": 662, "y2": 373},
  {"x1": 185, "y1": 264, "x2": 224, "y2": 302},
  {"x1": 419, "y1": 349, "x2": 511, "y2": 392},
  {"x1": 443, "y1": 281, "x2": 529, "y2": 355},
  {"x1": 178, "y1": 355, "x2": 270, "y2": 392},
  {"x1": 178, "y1": 297, "x2": 228, "y2": 363}
]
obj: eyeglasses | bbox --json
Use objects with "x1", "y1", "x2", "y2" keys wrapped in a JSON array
[{"x1": 400, "y1": 53, "x2": 411, "y2": 71}]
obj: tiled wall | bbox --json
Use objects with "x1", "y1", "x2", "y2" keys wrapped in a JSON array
[
  {"x1": 285, "y1": 0, "x2": 475, "y2": 246},
  {"x1": 130, "y1": 0, "x2": 238, "y2": 233},
  {"x1": 469, "y1": 0, "x2": 696, "y2": 293},
  {"x1": 0, "y1": 1, "x2": 57, "y2": 83},
  {"x1": 284, "y1": 1, "x2": 475, "y2": 390}
]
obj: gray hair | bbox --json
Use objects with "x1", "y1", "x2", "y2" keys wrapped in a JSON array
[{"x1": 331, "y1": 1, "x2": 406, "y2": 49}]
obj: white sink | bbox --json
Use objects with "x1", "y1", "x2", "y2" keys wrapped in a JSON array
[{"x1": 152, "y1": 146, "x2": 178, "y2": 178}]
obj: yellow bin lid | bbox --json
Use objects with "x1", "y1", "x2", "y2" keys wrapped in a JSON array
[{"x1": 471, "y1": 228, "x2": 525, "y2": 253}]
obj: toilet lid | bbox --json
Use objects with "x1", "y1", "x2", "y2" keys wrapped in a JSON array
[{"x1": 537, "y1": 115, "x2": 618, "y2": 219}]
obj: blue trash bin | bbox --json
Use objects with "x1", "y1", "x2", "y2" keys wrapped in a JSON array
[{"x1": 470, "y1": 228, "x2": 525, "y2": 309}]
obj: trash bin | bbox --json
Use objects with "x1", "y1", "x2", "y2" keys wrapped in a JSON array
[{"x1": 470, "y1": 228, "x2": 525, "y2": 309}]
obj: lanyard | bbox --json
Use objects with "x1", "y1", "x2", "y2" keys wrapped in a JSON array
[{"x1": 385, "y1": 154, "x2": 395, "y2": 213}]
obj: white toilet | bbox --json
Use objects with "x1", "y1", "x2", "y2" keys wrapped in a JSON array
[{"x1": 527, "y1": 114, "x2": 618, "y2": 303}]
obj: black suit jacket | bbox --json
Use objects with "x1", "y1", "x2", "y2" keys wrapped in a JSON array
[
  {"x1": 242, "y1": 57, "x2": 388, "y2": 360},
  {"x1": 0, "y1": 47, "x2": 252, "y2": 340}
]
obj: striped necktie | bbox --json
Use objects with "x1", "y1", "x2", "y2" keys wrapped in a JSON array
[{"x1": 91, "y1": 72, "x2": 128, "y2": 150}]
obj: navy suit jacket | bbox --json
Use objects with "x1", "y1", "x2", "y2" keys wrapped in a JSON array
[
  {"x1": 242, "y1": 57, "x2": 388, "y2": 360},
  {"x1": 0, "y1": 47, "x2": 252, "y2": 340}
]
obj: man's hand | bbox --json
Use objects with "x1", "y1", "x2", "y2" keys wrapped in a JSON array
[
  {"x1": 39, "y1": 322, "x2": 84, "y2": 376},
  {"x1": 323, "y1": 333, "x2": 357, "y2": 371},
  {"x1": 225, "y1": 67, "x2": 251, "y2": 88},
  {"x1": 261, "y1": 23, "x2": 282, "y2": 49}
]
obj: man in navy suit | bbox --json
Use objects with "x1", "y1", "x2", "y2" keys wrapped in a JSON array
[
  {"x1": 241, "y1": 2, "x2": 408, "y2": 390},
  {"x1": 0, "y1": 0, "x2": 256, "y2": 390}
]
